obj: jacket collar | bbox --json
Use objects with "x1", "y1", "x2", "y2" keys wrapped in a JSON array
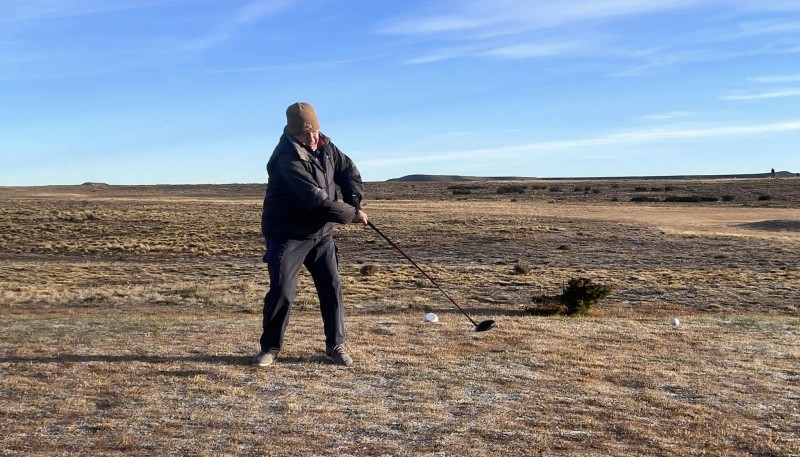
[{"x1": 282, "y1": 128, "x2": 329, "y2": 162}]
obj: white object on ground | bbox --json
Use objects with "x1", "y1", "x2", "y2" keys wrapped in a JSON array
[
  {"x1": 423, "y1": 312, "x2": 439, "y2": 323},
  {"x1": 671, "y1": 317, "x2": 680, "y2": 326}
]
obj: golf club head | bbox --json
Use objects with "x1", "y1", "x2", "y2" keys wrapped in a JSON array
[{"x1": 474, "y1": 320, "x2": 496, "y2": 332}]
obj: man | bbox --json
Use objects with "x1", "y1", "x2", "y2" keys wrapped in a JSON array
[{"x1": 253, "y1": 102, "x2": 368, "y2": 368}]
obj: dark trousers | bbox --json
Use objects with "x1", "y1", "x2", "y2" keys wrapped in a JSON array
[{"x1": 260, "y1": 235, "x2": 345, "y2": 352}]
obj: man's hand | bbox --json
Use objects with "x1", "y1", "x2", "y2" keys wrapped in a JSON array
[{"x1": 352, "y1": 209, "x2": 368, "y2": 225}]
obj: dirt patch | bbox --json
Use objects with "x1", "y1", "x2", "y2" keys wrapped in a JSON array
[{"x1": 736, "y1": 219, "x2": 800, "y2": 232}]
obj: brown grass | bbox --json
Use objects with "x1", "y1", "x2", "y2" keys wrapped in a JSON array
[{"x1": 1, "y1": 179, "x2": 799, "y2": 456}]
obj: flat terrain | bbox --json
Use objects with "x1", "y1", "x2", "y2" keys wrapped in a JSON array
[{"x1": 1, "y1": 178, "x2": 798, "y2": 456}]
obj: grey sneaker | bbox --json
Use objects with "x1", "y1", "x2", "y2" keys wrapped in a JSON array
[
  {"x1": 252, "y1": 350, "x2": 278, "y2": 367},
  {"x1": 325, "y1": 344, "x2": 353, "y2": 367}
]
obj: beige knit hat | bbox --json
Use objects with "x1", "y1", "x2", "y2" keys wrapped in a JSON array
[{"x1": 285, "y1": 102, "x2": 320, "y2": 135}]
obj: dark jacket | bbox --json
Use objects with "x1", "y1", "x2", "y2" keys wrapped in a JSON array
[{"x1": 261, "y1": 131, "x2": 363, "y2": 239}]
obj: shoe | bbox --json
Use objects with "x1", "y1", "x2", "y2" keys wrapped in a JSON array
[
  {"x1": 252, "y1": 350, "x2": 278, "y2": 367},
  {"x1": 325, "y1": 344, "x2": 353, "y2": 367}
]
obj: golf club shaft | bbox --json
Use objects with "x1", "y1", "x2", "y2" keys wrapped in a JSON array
[{"x1": 367, "y1": 221, "x2": 479, "y2": 326}]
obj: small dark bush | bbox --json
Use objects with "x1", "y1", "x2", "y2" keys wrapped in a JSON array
[
  {"x1": 758, "y1": 195, "x2": 772, "y2": 201},
  {"x1": 631, "y1": 195, "x2": 659, "y2": 202},
  {"x1": 359, "y1": 265, "x2": 378, "y2": 276},
  {"x1": 611, "y1": 183, "x2": 620, "y2": 189},
  {"x1": 447, "y1": 184, "x2": 486, "y2": 190},
  {"x1": 525, "y1": 277, "x2": 613, "y2": 316},
  {"x1": 548, "y1": 186, "x2": 561, "y2": 192},
  {"x1": 513, "y1": 259, "x2": 531, "y2": 275},
  {"x1": 573, "y1": 186, "x2": 583, "y2": 192},
  {"x1": 497, "y1": 185, "x2": 527, "y2": 194},
  {"x1": 664, "y1": 195, "x2": 718, "y2": 203},
  {"x1": 592, "y1": 189, "x2": 600, "y2": 194},
  {"x1": 722, "y1": 195, "x2": 735, "y2": 202},
  {"x1": 650, "y1": 187, "x2": 664, "y2": 192},
  {"x1": 559, "y1": 277, "x2": 614, "y2": 315},
  {"x1": 634, "y1": 186, "x2": 648, "y2": 191},
  {"x1": 452, "y1": 189, "x2": 471, "y2": 195},
  {"x1": 584, "y1": 186, "x2": 591, "y2": 192},
  {"x1": 664, "y1": 185, "x2": 675, "y2": 191}
]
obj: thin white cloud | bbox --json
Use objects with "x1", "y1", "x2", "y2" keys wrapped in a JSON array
[
  {"x1": 750, "y1": 74, "x2": 800, "y2": 83},
  {"x1": 614, "y1": 44, "x2": 800, "y2": 77},
  {"x1": 379, "y1": 0, "x2": 800, "y2": 69},
  {"x1": 482, "y1": 40, "x2": 586, "y2": 59},
  {"x1": 361, "y1": 120, "x2": 800, "y2": 167},
  {"x1": 641, "y1": 111, "x2": 694, "y2": 121},
  {"x1": 736, "y1": 19, "x2": 800, "y2": 36},
  {"x1": 185, "y1": 0, "x2": 297, "y2": 51},
  {"x1": 722, "y1": 89, "x2": 800, "y2": 100},
  {"x1": 377, "y1": 0, "x2": 714, "y2": 36},
  {"x1": 209, "y1": 58, "x2": 365, "y2": 74},
  {"x1": 402, "y1": 44, "x2": 482, "y2": 64},
  {"x1": 0, "y1": 0, "x2": 175, "y2": 23}
]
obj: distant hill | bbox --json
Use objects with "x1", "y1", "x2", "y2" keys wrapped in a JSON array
[{"x1": 388, "y1": 171, "x2": 798, "y2": 182}]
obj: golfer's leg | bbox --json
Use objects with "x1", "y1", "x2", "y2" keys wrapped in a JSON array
[
  {"x1": 260, "y1": 238, "x2": 309, "y2": 352},
  {"x1": 305, "y1": 236, "x2": 345, "y2": 347}
]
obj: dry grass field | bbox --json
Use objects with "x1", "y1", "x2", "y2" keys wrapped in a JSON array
[{"x1": 1, "y1": 178, "x2": 798, "y2": 456}]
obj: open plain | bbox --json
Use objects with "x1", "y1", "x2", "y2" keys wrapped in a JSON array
[{"x1": 1, "y1": 178, "x2": 799, "y2": 456}]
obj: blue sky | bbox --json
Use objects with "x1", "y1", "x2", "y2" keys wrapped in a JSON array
[{"x1": 1, "y1": 0, "x2": 799, "y2": 185}]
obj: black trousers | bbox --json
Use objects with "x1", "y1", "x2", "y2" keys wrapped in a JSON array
[{"x1": 260, "y1": 234, "x2": 345, "y2": 352}]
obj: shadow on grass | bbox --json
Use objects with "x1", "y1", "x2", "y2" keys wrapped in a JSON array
[{"x1": 0, "y1": 354, "x2": 311, "y2": 366}]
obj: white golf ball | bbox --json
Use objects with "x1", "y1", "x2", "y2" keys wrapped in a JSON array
[
  {"x1": 423, "y1": 312, "x2": 439, "y2": 323},
  {"x1": 671, "y1": 317, "x2": 680, "y2": 326}
]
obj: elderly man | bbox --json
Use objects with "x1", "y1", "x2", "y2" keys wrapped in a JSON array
[{"x1": 253, "y1": 102, "x2": 368, "y2": 368}]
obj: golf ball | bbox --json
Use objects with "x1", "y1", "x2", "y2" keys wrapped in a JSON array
[
  {"x1": 671, "y1": 317, "x2": 680, "y2": 326},
  {"x1": 424, "y1": 312, "x2": 439, "y2": 323}
]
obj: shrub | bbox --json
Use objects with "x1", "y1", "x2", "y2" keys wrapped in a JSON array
[
  {"x1": 722, "y1": 195, "x2": 735, "y2": 202},
  {"x1": 634, "y1": 186, "x2": 648, "y2": 191},
  {"x1": 611, "y1": 183, "x2": 620, "y2": 189},
  {"x1": 758, "y1": 195, "x2": 772, "y2": 201},
  {"x1": 447, "y1": 184, "x2": 485, "y2": 190},
  {"x1": 512, "y1": 259, "x2": 531, "y2": 275},
  {"x1": 359, "y1": 265, "x2": 378, "y2": 276},
  {"x1": 664, "y1": 195, "x2": 718, "y2": 203},
  {"x1": 592, "y1": 188, "x2": 600, "y2": 194},
  {"x1": 452, "y1": 189, "x2": 471, "y2": 195},
  {"x1": 548, "y1": 186, "x2": 561, "y2": 192},
  {"x1": 497, "y1": 185, "x2": 527, "y2": 194},
  {"x1": 525, "y1": 277, "x2": 613, "y2": 316},
  {"x1": 664, "y1": 185, "x2": 675, "y2": 191},
  {"x1": 559, "y1": 277, "x2": 614, "y2": 315},
  {"x1": 650, "y1": 187, "x2": 664, "y2": 192},
  {"x1": 631, "y1": 195, "x2": 659, "y2": 202},
  {"x1": 573, "y1": 186, "x2": 583, "y2": 192}
]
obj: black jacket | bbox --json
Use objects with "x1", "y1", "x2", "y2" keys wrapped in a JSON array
[{"x1": 261, "y1": 131, "x2": 363, "y2": 239}]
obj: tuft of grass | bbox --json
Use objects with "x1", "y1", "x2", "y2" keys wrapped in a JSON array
[{"x1": 512, "y1": 259, "x2": 531, "y2": 275}]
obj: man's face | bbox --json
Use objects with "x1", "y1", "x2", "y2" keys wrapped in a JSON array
[{"x1": 293, "y1": 125, "x2": 319, "y2": 150}]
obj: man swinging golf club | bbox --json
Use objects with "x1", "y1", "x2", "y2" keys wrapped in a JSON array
[{"x1": 253, "y1": 102, "x2": 368, "y2": 368}]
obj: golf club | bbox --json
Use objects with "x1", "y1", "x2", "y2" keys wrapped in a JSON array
[{"x1": 366, "y1": 220, "x2": 496, "y2": 332}]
